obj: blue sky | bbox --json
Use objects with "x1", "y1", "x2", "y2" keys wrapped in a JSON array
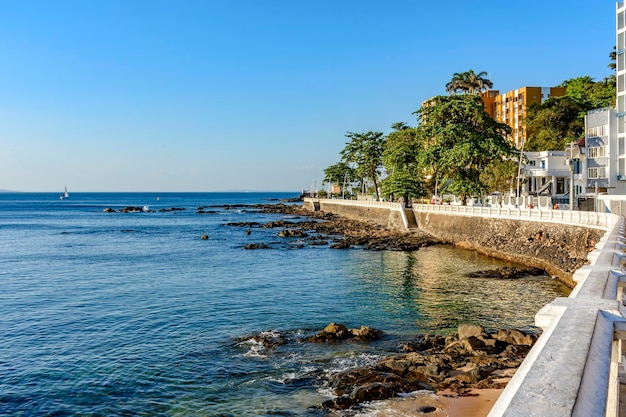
[{"x1": 0, "y1": 0, "x2": 618, "y2": 192}]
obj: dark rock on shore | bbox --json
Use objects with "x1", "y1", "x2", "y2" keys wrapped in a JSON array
[
  {"x1": 278, "y1": 229, "x2": 308, "y2": 238},
  {"x1": 239, "y1": 321, "x2": 537, "y2": 411},
  {"x1": 218, "y1": 203, "x2": 441, "y2": 252},
  {"x1": 225, "y1": 221, "x2": 261, "y2": 227},
  {"x1": 244, "y1": 243, "x2": 271, "y2": 250},
  {"x1": 319, "y1": 323, "x2": 539, "y2": 411},
  {"x1": 466, "y1": 266, "x2": 547, "y2": 279},
  {"x1": 158, "y1": 207, "x2": 185, "y2": 212},
  {"x1": 307, "y1": 323, "x2": 384, "y2": 343}
]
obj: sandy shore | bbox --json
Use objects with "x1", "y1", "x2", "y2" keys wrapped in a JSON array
[
  {"x1": 356, "y1": 388, "x2": 503, "y2": 417},
  {"x1": 443, "y1": 389, "x2": 502, "y2": 417}
]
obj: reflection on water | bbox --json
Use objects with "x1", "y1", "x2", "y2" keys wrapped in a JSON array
[{"x1": 344, "y1": 245, "x2": 570, "y2": 335}]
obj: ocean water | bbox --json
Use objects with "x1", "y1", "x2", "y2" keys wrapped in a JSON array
[{"x1": 0, "y1": 192, "x2": 570, "y2": 416}]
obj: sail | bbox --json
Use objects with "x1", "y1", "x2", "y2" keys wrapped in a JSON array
[{"x1": 64, "y1": 186, "x2": 69, "y2": 198}]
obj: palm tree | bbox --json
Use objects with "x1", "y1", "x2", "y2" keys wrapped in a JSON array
[
  {"x1": 609, "y1": 45, "x2": 617, "y2": 71},
  {"x1": 464, "y1": 69, "x2": 493, "y2": 95},
  {"x1": 446, "y1": 69, "x2": 493, "y2": 95},
  {"x1": 445, "y1": 72, "x2": 466, "y2": 95}
]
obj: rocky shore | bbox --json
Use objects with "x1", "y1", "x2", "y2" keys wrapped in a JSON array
[
  {"x1": 247, "y1": 322, "x2": 538, "y2": 413},
  {"x1": 226, "y1": 203, "x2": 441, "y2": 251}
]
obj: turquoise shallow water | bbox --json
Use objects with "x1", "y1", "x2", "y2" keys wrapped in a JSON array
[{"x1": 0, "y1": 192, "x2": 569, "y2": 416}]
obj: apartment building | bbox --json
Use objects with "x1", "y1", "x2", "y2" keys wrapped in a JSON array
[
  {"x1": 617, "y1": 2, "x2": 626, "y2": 180},
  {"x1": 482, "y1": 87, "x2": 566, "y2": 149}
]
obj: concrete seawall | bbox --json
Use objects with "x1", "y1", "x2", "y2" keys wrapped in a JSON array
[
  {"x1": 304, "y1": 199, "x2": 605, "y2": 287},
  {"x1": 414, "y1": 211, "x2": 603, "y2": 288},
  {"x1": 303, "y1": 198, "x2": 407, "y2": 230}
]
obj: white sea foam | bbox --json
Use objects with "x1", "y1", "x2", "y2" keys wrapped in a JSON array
[{"x1": 353, "y1": 390, "x2": 447, "y2": 417}]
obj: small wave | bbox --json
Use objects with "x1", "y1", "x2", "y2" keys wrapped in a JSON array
[{"x1": 353, "y1": 390, "x2": 446, "y2": 417}]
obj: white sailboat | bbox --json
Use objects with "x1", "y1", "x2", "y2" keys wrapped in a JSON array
[{"x1": 60, "y1": 186, "x2": 69, "y2": 200}]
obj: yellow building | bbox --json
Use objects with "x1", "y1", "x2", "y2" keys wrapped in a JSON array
[
  {"x1": 421, "y1": 86, "x2": 565, "y2": 149},
  {"x1": 485, "y1": 86, "x2": 566, "y2": 149},
  {"x1": 480, "y1": 90, "x2": 499, "y2": 119}
]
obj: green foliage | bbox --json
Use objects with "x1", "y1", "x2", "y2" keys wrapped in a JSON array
[
  {"x1": 415, "y1": 95, "x2": 513, "y2": 204},
  {"x1": 479, "y1": 158, "x2": 519, "y2": 195},
  {"x1": 525, "y1": 96, "x2": 586, "y2": 151},
  {"x1": 561, "y1": 75, "x2": 616, "y2": 109},
  {"x1": 381, "y1": 169, "x2": 424, "y2": 202},
  {"x1": 323, "y1": 162, "x2": 357, "y2": 195},
  {"x1": 340, "y1": 131, "x2": 385, "y2": 200},
  {"x1": 383, "y1": 124, "x2": 420, "y2": 172}
]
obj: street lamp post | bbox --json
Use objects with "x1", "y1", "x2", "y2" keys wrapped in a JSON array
[
  {"x1": 565, "y1": 142, "x2": 579, "y2": 211},
  {"x1": 516, "y1": 139, "x2": 525, "y2": 206}
]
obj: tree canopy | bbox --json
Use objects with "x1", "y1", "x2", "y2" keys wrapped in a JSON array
[
  {"x1": 445, "y1": 69, "x2": 493, "y2": 95},
  {"x1": 382, "y1": 122, "x2": 424, "y2": 203},
  {"x1": 525, "y1": 96, "x2": 587, "y2": 151},
  {"x1": 415, "y1": 95, "x2": 513, "y2": 203},
  {"x1": 340, "y1": 131, "x2": 385, "y2": 201},
  {"x1": 323, "y1": 162, "x2": 357, "y2": 196}
]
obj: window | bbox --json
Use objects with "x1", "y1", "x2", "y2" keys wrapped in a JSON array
[
  {"x1": 588, "y1": 167, "x2": 607, "y2": 178},
  {"x1": 587, "y1": 125, "x2": 607, "y2": 137},
  {"x1": 588, "y1": 147, "x2": 606, "y2": 158},
  {"x1": 575, "y1": 185, "x2": 583, "y2": 195}
]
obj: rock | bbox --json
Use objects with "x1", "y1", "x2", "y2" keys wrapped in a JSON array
[
  {"x1": 249, "y1": 331, "x2": 288, "y2": 348},
  {"x1": 278, "y1": 229, "x2": 308, "y2": 238},
  {"x1": 225, "y1": 222, "x2": 260, "y2": 227},
  {"x1": 458, "y1": 324, "x2": 485, "y2": 340},
  {"x1": 418, "y1": 406, "x2": 438, "y2": 413},
  {"x1": 495, "y1": 329, "x2": 536, "y2": 346},
  {"x1": 330, "y1": 240, "x2": 351, "y2": 249},
  {"x1": 244, "y1": 243, "x2": 271, "y2": 250},
  {"x1": 350, "y1": 326, "x2": 384, "y2": 341},
  {"x1": 323, "y1": 368, "x2": 426, "y2": 410},
  {"x1": 200, "y1": 234, "x2": 209, "y2": 240},
  {"x1": 103, "y1": 207, "x2": 116, "y2": 213},
  {"x1": 466, "y1": 267, "x2": 547, "y2": 279},
  {"x1": 308, "y1": 323, "x2": 350, "y2": 342},
  {"x1": 119, "y1": 206, "x2": 144, "y2": 213},
  {"x1": 307, "y1": 323, "x2": 384, "y2": 343}
]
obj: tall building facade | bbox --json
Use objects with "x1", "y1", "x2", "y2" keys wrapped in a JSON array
[
  {"x1": 617, "y1": 2, "x2": 626, "y2": 180},
  {"x1": 482, "y1": 87, "x2": 566, "y2": 149}
]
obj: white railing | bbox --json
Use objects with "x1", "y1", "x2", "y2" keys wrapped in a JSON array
[
  {"x1": 412, "y1": 203, "x2": 619, "y2": 230},
  {"x1": 304, "y1": 198, "x2": 409, "y2": 229},
  {"x1": 306, "y1": 197, "x2": 403, "y2": 210},
  {"x1": 305, "y1": 198, "x2": 619, "y2": 230}
]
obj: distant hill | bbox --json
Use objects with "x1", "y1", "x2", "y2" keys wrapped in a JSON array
[{"x1": 0, "y1": 189, "x2": 19, "y2": 193}]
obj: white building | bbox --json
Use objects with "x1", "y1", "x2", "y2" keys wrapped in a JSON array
[{"x1": 522, "y1": 151, "x2": 571, "y2": 205}]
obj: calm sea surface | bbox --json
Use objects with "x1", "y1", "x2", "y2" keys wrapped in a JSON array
[{"x1": 0, "y1": 192, "x2": 569, "y2": 416}]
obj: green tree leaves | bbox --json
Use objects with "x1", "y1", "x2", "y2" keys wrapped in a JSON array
[
  {"x1": 416, "y1": 95, "x2": 513, "y2": 204},
  {"x1": 526, "y1": 73, "x2": 616, "y2": 151},
  {"x1": 323, "y1": 162, "x2": 356, "y2": 196},
  {"x1": 340, "y1": 131, "x2": 385, "y2": 201},
  {"x1": 525, "y1": 97, "x2": 586, "y2": 151}
]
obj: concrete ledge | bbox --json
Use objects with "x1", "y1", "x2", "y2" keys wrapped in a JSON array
[{"x1": 490, "y1": 216, "x2": 626, "y2": 417}]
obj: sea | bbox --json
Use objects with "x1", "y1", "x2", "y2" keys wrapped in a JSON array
[{"x1": 0, "y1": 192, "x2": 570, "y2": 417}]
